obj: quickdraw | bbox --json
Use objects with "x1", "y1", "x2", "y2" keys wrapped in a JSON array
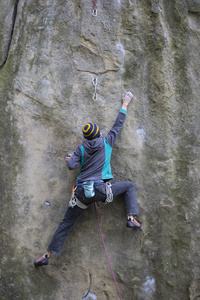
[
  {"x1": 105, "y1": 182, "x2": 113, "y2": 203},
  {"x1": 68, "y1": 184, "x2": 77, "y2": 208},
  {"x1": 68, "y1": 184, "x2": 88, "y2": 209},
  {"x1": 92, "y1": 0, "x2": 97, "y2": 16},
  {"x1": 92, "y1": 77, "x2": 98, "y2": 100}
]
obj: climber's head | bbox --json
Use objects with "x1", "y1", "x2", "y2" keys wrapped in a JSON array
[{"x1": 82, "y1": 122, "x2": 100, "y2": 140}]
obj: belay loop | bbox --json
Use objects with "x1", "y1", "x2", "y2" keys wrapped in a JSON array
[{"x1": 92, "y1": 0, "x2": 97, "y2": 16}]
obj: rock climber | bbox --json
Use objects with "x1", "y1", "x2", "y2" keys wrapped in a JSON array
[{"x1": 34, "y1": 91, "x2": 141, "y2": 267}]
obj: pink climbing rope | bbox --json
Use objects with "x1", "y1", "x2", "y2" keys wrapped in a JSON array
[
  {"x1": 92, "y1": 0, "x2": 97, "y2": 16},
  {"x1": 93, "y1": 0, "x2": 97, "y2": 11},
  {"x1": 94, "y1": 203, "x2": 122, "y2": 300}
]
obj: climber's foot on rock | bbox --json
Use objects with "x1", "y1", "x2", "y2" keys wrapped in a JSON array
[
  {"x1": 34, "y1": 254, "x2": 49, "y2": 267},
  {"x1": 126, "y1": 217, "x2": 142, "y2": 229}
]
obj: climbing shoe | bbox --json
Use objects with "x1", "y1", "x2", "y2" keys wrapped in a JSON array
[
  {"x1": 34, "y1": 254, "x2": 49, "y2": 267},
  {"x1": 126, "y1": 218, "x2": 142, "y2": 229}
]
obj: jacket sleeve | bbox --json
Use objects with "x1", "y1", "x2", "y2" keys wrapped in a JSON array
[
  {"x1": 67, "y1": 145, "x2": 82, "y2": 170},
  {"x1": 105, "y1": 109, "x2": 127, "y2": 147}
]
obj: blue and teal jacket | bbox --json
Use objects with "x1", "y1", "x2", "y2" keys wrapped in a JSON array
[{"x1": 67, "y1": 109, "x2": 127, "y2": 183}]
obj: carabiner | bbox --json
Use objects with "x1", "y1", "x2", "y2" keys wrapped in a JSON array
[
  {"x1": 92, "y1": 9, "x2": 97, "y2": 16},
  {"x1": 72, "y1": 184, "x2": 77, "y2": 193},
  {"x1": 92, "y1": 77, "x2": 97, "y2": 87},
  {"x1": 93, "y1": 93, "x2": 97, "y2": 101}
]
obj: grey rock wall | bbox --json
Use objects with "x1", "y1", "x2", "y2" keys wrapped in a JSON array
[{"x1": 0, "y1": 0, "x2": 200, "y2": 299}]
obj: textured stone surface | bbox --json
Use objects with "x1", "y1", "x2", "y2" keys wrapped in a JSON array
[{"x1": 0, "y1": 1, "x2": 200, "y2": 299}]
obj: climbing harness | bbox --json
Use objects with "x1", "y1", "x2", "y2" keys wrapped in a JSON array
[
  {"x1": 68, "y1": 181, "x2": 104, "y2": 208},
  {"x1": 94, "y1": 203, "x2": 122, "y2": 300},
  {"x1": 105, "y1": 182, "x2": 113, "y2": 203},
  {"x1": 92, "y1": 77, "x2": 98, "y2": 100},
  {"x1": 92, "y1": 0, "x2": 97, "y2": 16},
  {"x1": 77, "y1": 180, "x2": 104, "y2": 187},
  {"x1": 68, "y1": 185, "x2": 88, "y2": 209}
]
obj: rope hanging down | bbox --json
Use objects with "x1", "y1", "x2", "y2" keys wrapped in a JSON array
[
  {"x1": 92, "y1": 0, "x2": 97, "y2": 16},
  {"x1": 94, "y1": 203, "x2": 122, "y2": 300}
]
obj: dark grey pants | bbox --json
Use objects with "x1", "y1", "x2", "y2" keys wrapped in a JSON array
[{"x1": 47, "y1": 181, "x2": 139, "y2": 255}]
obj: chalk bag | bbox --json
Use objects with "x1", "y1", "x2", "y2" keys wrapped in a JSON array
[{"x1": 83, "y1": 181, "x2": 95, "y2": 198}]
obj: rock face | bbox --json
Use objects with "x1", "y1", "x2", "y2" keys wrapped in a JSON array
[{"x1": 0, "y1": 0, "x2": 200, "y2": 299}]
